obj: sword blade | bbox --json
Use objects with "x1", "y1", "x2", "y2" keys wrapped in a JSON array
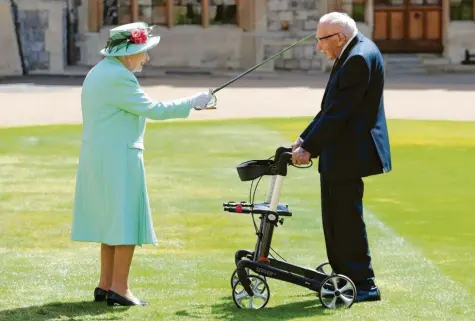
[{"x1": 211, "y1": 31, "x2": 317, "y2": 94}]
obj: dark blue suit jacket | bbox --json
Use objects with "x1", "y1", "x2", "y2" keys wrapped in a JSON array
[{"x1": 300, "y1": 32, "x2": 392, "y2": 179}]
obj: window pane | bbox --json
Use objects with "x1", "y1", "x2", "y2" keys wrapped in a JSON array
[
  {"x1": 210, "y1": 0, "x2": 237, "y2": 25},
  {"x1": 409, "y1": 0, "x2": 442, "y2": 4},
  {"x1": 118, "y1": 0, "x2": 132, "y2": 24},
  {"x1": 450, "y1": 0, "x2": 474, "y2": 20},
  {"x1": 174, "y1": 0, "x2": 201, "y2": 25},
  {"x1": 138, "y1": 0, "x2": 167, "y2": 25},
  {"x1": 352, "y1": 2, "x2": 365, "y2": 22},
  {"x1": 374, "y1": 0, "x2": 404, "y2": 5},
  {"x1": 340, "y1": 0, "x2": 366, "y2": 22},
  {"x1": 103, "y1": 0, "x2": 119, "y2": 25}
]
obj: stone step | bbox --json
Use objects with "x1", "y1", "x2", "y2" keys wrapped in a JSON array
[
  {"x1": 421, "y1": 57, "x2": 451, "y2": 65},
  {"x1": 417, "y1": 54, "x2": 475, "y2": 73},
  {"x1": 385, "y1": 67, "x2": 427, "y2": 75},
  {"x1": 424, "y1": 63, "x2": 475, "y2": 73},
  {"x1": 383, "y1": 53, "x2": 475, "y2": 74},
  {"x1": 383, "y1": 53, "x2": 421, "y2": 62},
  {"x1": 383, "y1": 54, "x2": 433, "y2": 75},
  {"x1": 382, "y1": 54, "x2": 425, "y2": 75}
]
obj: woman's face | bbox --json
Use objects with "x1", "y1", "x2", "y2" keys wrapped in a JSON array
[{"x1": 123, "y1": 52, "x2": 150, "y2": 72}]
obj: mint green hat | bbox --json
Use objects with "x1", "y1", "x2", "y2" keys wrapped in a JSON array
[{"x1": 100, "y1": 22, "x2": 160, "y2": 57}]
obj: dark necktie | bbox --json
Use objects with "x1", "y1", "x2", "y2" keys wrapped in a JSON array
[{"x1": 330, "y1": 57, "x2": 340, "y2": 75}]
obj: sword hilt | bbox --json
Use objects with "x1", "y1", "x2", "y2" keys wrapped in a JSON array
[{"x1": 193, "y1": 88, "x2": 217, "y2": 110}]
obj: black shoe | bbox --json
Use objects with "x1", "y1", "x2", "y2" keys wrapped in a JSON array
[
  {"x1": 355, "y1": 286, "x2": 381, "y2": 303},
  {"x1": 106, "y1": 290, "x2": 148, "y2": 306},
  {"x1": 94, "y1": 287, "x2": 107, "y2": 302}
]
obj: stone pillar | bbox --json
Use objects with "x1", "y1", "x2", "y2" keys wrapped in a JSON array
[
  {"x1": 201, "y1": 0, "x2": 209, "y2": 28},
  {"x1": 13, "y1": 0, "x2": 68, "y2": 74},
  {"x1": 166, "y1": 0, "x2": 174, "y2": 28},
  {"x1": 131, "y1": 0, "x2": 138, "y2": 22},
  {"x1": 239, "y1": 0, "x2": 269, "y2": 71},
  {"x1": 88, "y1": 0, "x2": 99, "y2": 32},
  {"x1": 77, "y1": 0, "x2": 89, "y2": 35},
  {"x1": 0, "y1": 0, "x2": 23, "y2": 76},
  {"x1": 441, "y1": 0, "x2": 450, "y2": 59}
]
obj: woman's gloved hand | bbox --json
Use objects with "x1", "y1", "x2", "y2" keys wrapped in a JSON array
[{"x1": 191, "y1": 91, "x2": 213, "y2": 110}]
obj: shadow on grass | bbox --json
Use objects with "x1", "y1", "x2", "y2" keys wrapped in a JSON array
[
  {"x1": 176, "y1": 295, "x2": 335, "y2": 321},
  {"x1": 0, "y1": 301, "x2": 129, "y2": 321}
]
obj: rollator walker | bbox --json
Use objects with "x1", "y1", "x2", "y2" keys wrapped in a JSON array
[{"x1": 223, "y1": 147, "x2": 357, "y2": 310}]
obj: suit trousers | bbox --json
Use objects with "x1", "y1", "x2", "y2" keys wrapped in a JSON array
[{"x1": 319, "y1": 175, "x2": 375, "y2": 289}]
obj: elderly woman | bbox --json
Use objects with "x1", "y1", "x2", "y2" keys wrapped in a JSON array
[{"x1": 71, "y1": 22, "x2": 213, "y2": 306}]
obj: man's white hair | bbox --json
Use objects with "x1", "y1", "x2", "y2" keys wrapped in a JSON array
[{"x1": 319, "y1": 12, "x2": 358, "y2": 37}]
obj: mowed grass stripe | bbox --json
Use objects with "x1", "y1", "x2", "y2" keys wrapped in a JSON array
[
  {"x1": 361, "y1": 209, "x2": 474, "y2": 321},
  {"x1": 0, "y1": 120, "x2": 472, "y2": 321},
  {"x1": 259, "y1": 117, "x2": 475, "y2": 295}
]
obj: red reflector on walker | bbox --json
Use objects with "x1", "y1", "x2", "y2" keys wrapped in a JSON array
[
  {"x1": 258, "y1": 257, "x2": 270, "y2": 263},
  {"x1": 236, "y1": 204, "x2": 243, "y2": 213}
]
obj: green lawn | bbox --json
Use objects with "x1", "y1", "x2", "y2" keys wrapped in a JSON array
[
  {"x1": 261, "y1": 118, "x2": 475, "y2": 296},
  {"x1": 0, "y1": 118, "x2": 473, "y2": 321}
]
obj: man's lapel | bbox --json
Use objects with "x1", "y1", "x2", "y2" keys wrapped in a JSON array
[
  {"x1": 330, "y1": 58, "x2": 340, "y2": 75},
  {"x1": 320, "y1": 32, "x2": 363, "y2": 108},
  {"x1": 321, "y1": 59, "x2": 339, "y2": 105},
  {"x1": 332, "y1": 33, "x2": 362, "y2": 72}
]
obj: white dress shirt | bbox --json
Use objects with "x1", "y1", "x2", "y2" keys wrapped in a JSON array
[{"x1": 339, "y1": 31, "x2": 358, "y2": 59}]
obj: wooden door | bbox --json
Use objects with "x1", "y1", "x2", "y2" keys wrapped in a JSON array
[{"x1": 373, "y1": 0, "x2": 443, "y2": 53}]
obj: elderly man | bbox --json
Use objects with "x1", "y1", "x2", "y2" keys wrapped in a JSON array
[{"x1": 291, "y1": 12, "x2": 392, "y2": 303}]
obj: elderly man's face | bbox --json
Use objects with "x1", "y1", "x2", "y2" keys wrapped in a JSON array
[{"x1": 315, "y1": 23, "x2": 347, "y2": 60}]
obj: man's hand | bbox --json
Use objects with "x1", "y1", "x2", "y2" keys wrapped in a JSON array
[
  {"x1": 291, "y1": 137, "x2": 303, "y2": 151},
  {"x1": 292, "y1": 147, "x2": 311, "y2": 165}
]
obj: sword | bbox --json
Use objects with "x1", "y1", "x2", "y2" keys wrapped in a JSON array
[{"x1": 194, "y1": 31, "x2": 317, "y2": 110}]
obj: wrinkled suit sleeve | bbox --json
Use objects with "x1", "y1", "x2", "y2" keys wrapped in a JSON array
[
  {"x1": 299, "y1": 111, "x2": 322, "y2": 141},
  {"x1": 112, "y1": 72, "x2": 194, "y2": 120}
]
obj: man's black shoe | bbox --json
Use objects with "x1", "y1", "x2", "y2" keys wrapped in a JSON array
[{"x1": 355, "y1": 286, "x2": 381, "y2": 303}]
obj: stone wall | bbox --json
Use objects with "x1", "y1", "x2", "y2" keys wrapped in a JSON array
[
  {"x1": 76, "y1": 1, "x2": 257, "y2": 71},
  {"x1": 262, "y1": 0, "x2": 376, "y2": 73},
  {"x1": 445, "y1": 21, "x2": 475, "y2": 64},
  {"x1": 9, "y1": 0, "x2": 473, "y2": 75},
  {"x1": 78, "y1": 24, "x2": 246, "y2": 70},
  {"x1": 17, "y1": 9, "x2": 51, "y2": 71},
  {"x1": 77, "y1": 0, "x2": 327, "y2": 73},
  {"x1": 267, "y1": 0, "x2": 320, "y2": 32},
  {"x1": 0, "y1": 0, "x2": 23, "y2": 76},
  {"x1": 264, "y1": 0, "x2": 321, "y2": 71},
  {"x1": 10, "y1": 0, "x2": 68, "y2": 74},
  {"x1": 150, "y1": 26, "x2": 243, "y2": 69}
]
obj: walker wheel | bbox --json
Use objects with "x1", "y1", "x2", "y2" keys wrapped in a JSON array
[
  {"x1": 232, "y1": 275, "x2": 270, "y2": 309},
  {"x1": 231, "y1": 269, "x2": 266, "y2": 288},
  {"x1": 231, "y1": 269, "x2": 240, "y2": 288},
  {"x1": 316, "y1": 262, "x2": 334, "y2": 276},
  {"x1": 318, "y1": 274, "x2": 356, "y2": 309}
]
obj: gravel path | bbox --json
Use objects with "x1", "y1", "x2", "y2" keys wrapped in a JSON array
[{"x1": 0, "y1": 72, "x2": 473, "y2": 127}]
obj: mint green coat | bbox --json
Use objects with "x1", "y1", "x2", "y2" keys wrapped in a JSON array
[{"x1": 71, "y1": 57, "x2": 195, "y2": 246}]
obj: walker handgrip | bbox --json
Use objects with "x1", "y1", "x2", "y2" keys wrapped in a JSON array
[
  {"x1": 275, "y1": 151, "x2": 292, "y2": 176},
  {"x1": 274, "y1": 146, "x2": 292, "y2": 163},
  {"x1": 278, "y1": 152, "x2": 293, "y2": 165}
]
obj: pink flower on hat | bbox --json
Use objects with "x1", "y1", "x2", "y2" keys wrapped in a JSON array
[{"x1": 130, "y1": 28, "x2": 148, "y2": 45}]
